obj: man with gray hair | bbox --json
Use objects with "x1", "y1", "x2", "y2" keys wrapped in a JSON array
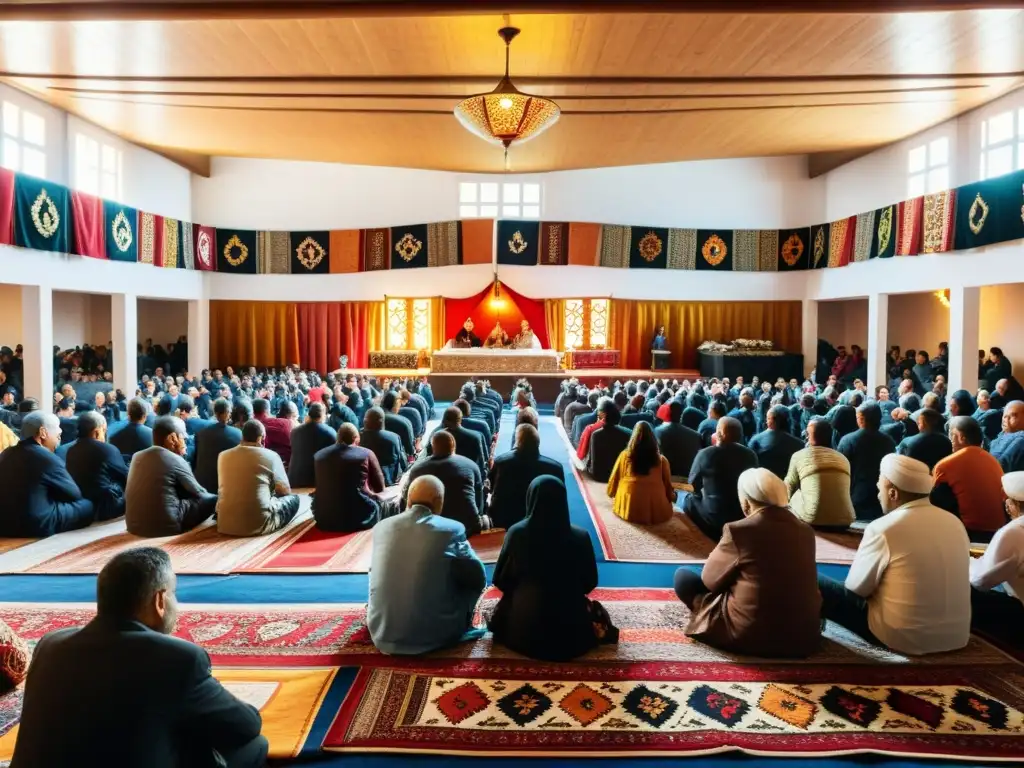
[
  {"x1": 0, "y1": 411, "x2": 94, "y2": 537},
  {"x1": 65, "y1": 410, "x2": 129, "y2": 522}
]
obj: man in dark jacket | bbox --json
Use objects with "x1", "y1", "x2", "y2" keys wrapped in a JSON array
[
  {"x1": 571, "y1": 391, "x2": 602, "y2": 447},
  {"x1": 453, "y1": 397, "x2": 492, "y2": 452},
  {"x1": 360, "y1": 406, "x2": 407, "y2": 486},
  {"x1": 896, "y1": 407, "x2": 952, "y2": 471},
  {"x1": 313, "y1": 424, "x2": 393, "y2": 531},
  {"x1": 747, "y1": 405, "x2": 804, "y2": 480},
  {"x1": 425, "y1": 406, "x2": 487, "y2": 477},
  {"x1": 65, "y1": 411, "x2": 128, "y2": 522},
  {"x1": 380, "y1": 390, "x2": 416, "y2": 459},
  {"x1": 656, "y1": 401, "x2": 704, "y2": 478},
  {"x1": 562, "y1": 387, "x2": 592, "y2": 437},
  {"x1": 288, "y1": 402, "x2": 337, "y2": 488},
  {"x1": 837, "y1": 403, "x2": 896, "y2": 521},
  {"x1": 0, "y1": 412, "x2": 94, "y2": 538},
  {"x1": 726, "y1": 389, "x2": 757, "y2": 444},
  {"x1": 585, "y1": 403, "x2": 632, "y2": 483},
  {"x1": 487, "y1": 423, "x2": 564, "y2": 529},
  {"x1": 405, "y1": 430, "x2": 486, "y2": 535},
  {"x1": 11, "y1": 547, "x2": 266, "y2": 768},
  {"x1": 109, "y1": 397, "x2": 153, "y2": 461},
  {"x1": 460, "y1": 386, "x2": 497, "y2": 434},
  {"x1": 684, "y1": 416, "x2": 759, "y2": 542},
  {"x1": 193, "y1": 398, "x2": 243, "y2": 493},
  {"x1": 697, "y1": 400, "x2": 727, "y2": 448}
]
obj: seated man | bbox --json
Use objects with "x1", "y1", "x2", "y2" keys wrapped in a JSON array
[
  {"x1": 405, "y1": 431, "x2": 486, "y2": 535},
  {"x1": 895, "y1": 407, "x2": 952, "y2": 471},
  {"x1": 818, "y1": 455, "x2": 969, "y2": 655},
  {"x1": 508, "y1": 405, "x2": 538, "y2": 451},
  {"x1": 313, "y1": 424, "x2": 395, "y2": 532},
  {"x1": 287, "y1": 402, "x2": 337, "y2": 488},
  {"x1": 65, "y1": 411, "x2": 129, "y2": 522},
  {"x1": 10, "y1": 547, "x2": 266, "y2": 767},
  {"x1": 125, "y1": 416, "x2": 218, "y2": 537},
  {"x1": 327, "y1": 387, "x2": 359, "y2": 431},
  {"x1": 0, "y1": 412, "x2": 94, "y2": 538},
  {"x1": 571, "y1": 391, "x2": 602, "y2": 448},
  {"x1": 359, "y1": 406, "x2": 407, "y2": 486},
  {"x1": 581, "y1": 399, "x2": 632, "y2": 484},
  {"x1": 990, "y1": 401, "x2": 1024, "y2": 473},
  {"x1": 747, "y1": 405, "x2": 804, "y2": 480},
  {"x1": 697, "y1": 400, "x2": 726, "y2": 447},
  {"x1": 837, "y1": 403, "x2": 895, "y2": 521},
  {"x1": 252, "y1": 398, "x2": 292, "y2": 467},
  {"x1": 55, "y1": 398, "x2": 79, "y2": 446},
  {"x1": 726, "y1": 389, "x2": 757, "y2": 444},
  {"x1": 380, "y1": 390, "x2": 416, "y2": 459},
  {"x1": 454, "y1": 397, "x2": 492, "y2": 453},
  {"x1": 461, "y1": 386, "x2": 497, "y2": 434},
  {"x1": 931, "y1": 416, "x2": 1007, "y2": 542},
  {"x1": 397, "y1": 390, "x2": 424, "y2": 439},
  {"x1": 178, "y1": 395, "x2": 215, "y2": 437},
  {"x1": 973, "y1": 390, "x2": 1004, "y2": 443},
  {"x1": 426, "y1": 406, "x2": 487, "y2": 477},
  {"x1": 216, "y1": 420, "x2": 301, "y2": 537},
  {"x1": 655, "y1": 401, "x2": 703, "y2": 479},
  {"x1": 367, "y1": 476, "x2": 486, "y2": 655},
  {"x1": 684, "y1": 416, "x2": 759, "y2": 542},
  {"x1": 562, "y1": 387, "x2": 592, "y2": 437},
  {"x1": 785, "y1": 418, "x2": 855, "y2": 529},
  {"x1": 193, "y1": 397, "x2": 244, "y2": 493},
  {"x1": 488, "y1": 424, "x2": 564, "y2": 530},
  {"x1": 969, "y1": 471, "x2": 1024, "y2": 642}
]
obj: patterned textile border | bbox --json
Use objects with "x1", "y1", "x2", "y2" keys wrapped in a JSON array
[{"x1": 323, "y1": 660, "x2": 1024, "y2": 759}]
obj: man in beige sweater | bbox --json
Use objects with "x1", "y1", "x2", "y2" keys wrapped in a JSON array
[{"x1": 785, "y1": 418, "x2": 855, "y2": 530}]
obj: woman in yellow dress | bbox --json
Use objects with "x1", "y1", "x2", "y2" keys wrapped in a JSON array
[{"x1": 607, "y1": 421, "x2": 677, "y2": 525}]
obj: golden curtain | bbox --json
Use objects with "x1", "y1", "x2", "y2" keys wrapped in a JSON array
[
  {"x1": 544, "y1": 298, "x2": 565, "y2": 353},
  {"x1": 210, "y1": 301, "x2": 301, "y2": 369},
  {"x1": 609, "y1": 300, "x2": 802, "y2": 370},
  {"x1": 430, "y1": 296, "x2": 447, "y2": 354},
  {"x1": 366, "y1": 301, "x2": 386, "y2": 354}
]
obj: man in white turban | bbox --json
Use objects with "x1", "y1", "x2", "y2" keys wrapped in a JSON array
[
  {"x1": 969, "y1": 471, "x2": 1024, "y2": 641},
  {"x1": 817, "y1": 454, "x2": 971, "y2": 655}
]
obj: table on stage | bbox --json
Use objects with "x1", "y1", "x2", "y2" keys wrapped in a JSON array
[
  {"x1": 698, "y1": 351, "x2": 804, "y2": 382},
  {"x1": 566, "y1": 349, "x2": 621, "y2": 369},
  {"x1": 430, "y1": 347, "x2": 562, "y2": 374}
]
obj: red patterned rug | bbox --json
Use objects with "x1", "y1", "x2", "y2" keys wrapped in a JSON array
[{"x1": 323, "y1": 659, "x2": 1024, "y2": 760}]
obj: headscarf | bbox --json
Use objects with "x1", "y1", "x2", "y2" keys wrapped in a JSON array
[
  {"x1": 736, "y1": 468, "x2": 789, "y2": 512},
  {"x1": 523, "y1": 476, "x2": 573, "y2": 564},
  {"x1": 949, "y1": 389, "x2": 977, "y2": 417},
  {"x1": 879, "y1": 454, "x2": 933, "y2": 494}
]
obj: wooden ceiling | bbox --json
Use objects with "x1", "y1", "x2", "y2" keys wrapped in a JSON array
[{"x1": 2, "y1": 2, "x2": 1024, "y2": 174}]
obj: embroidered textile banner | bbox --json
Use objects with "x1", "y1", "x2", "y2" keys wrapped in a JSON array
[
  {"x1": 871, "y1": 205, "x2": 896, "y2": 259},
  {"x1": 695, "y1": 230, "x2": 732, "y2": 271},
  {"x1": 567, "y1": 222, "x2": 601, "y2": 266},
  {"x1": 257, "y1": 231, "x2": 291, "y2": 274},
  {"x1": 103, "y1": 201, "x2": 137, "y2": 263},
  {"x1": 852, "y1": 211, "x2": 875, "y2": 263},
  {"x1": 922, "y1": 190, "x2": 956, "y2": 254},
  {"x1": 667, "y1": 229, "x2": 697, "y2": 270},
  {"x1": 496, "y1": 219, "x2": 539, "y2": 266},
  {"x1": 158, "y1": 216, "x2": 181, "y2": 268},
  {"x1": 776, "y1": 228, "x2": 809, "y2": 271},
  {"x1": 628, "y1": 226, "x2": 668, "y2": 270},
  {"x1": 828, "y1": 216, "x2": 854, "y2": 268},
  {"x1": 459, "y1": 219, "x2": 494, "y2": 265},
  {"x1": 427, "y1": 221, "x2": 461, "y2": 267},
  {"x1": 731, "y1": 230, "x2": 759, "y2": 272},
  {"x1": 539, "y1": 222, "x2": 568, "y2": 265},
  {"x1": 139, "y1": 212, "x2": 157, "y2": 265},
  {"x1": 896, "y1": 197, "x2": 923, "y2": 256},
  {"x1": 953, "y1": 170, "x2": 1024, "y2": 252},
  {"x1": 180, "y1": 221, "x2": 194, "y2": 269},
  {"x1": 0, "y1": 168, "x2": 13, "y2": 246},
  {"x1": 193, "y1": 225, "x2": 216, "y2": 271},
  {"x1": 288, "y1": 231, "x2": 330, "y2": 274},
  {"x1": 328, "y1": 230, "x2": 361, "y2": 273},
  {"x1": 216, "y1": 228, "x2": 258, "y2": 274},
  {"x1": 70, "y1": 191, "x2": 104, "y2": 260},
  {"x1": 389, "y1": 223, "x2": 429, "y2": 269},
  {"x1": 600, "y1": 225, "x2": 630, "y2": 268},
  {"x1": 809, "y1": 223, "x2": 830, "y2": 269},
  {"x1": 758, "y1": 229, "x2": 780, "y2": 272},
  {"x1": 14, "y1": 174, "x2": 69, "y2": 253},
  {"x1": 362, "y1": 228, "x2": 390, "y2": 272}
]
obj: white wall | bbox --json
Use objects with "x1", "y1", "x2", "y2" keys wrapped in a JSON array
[
  {"x1": 817, "y1": 299, "x2": 868, "y2": 350},
  {"x1": 51, "y1": 291, "x2": 110, "y2": 350},
  {"x1": 137, "y1": 299, "x2": 189, "y2": 345},
  {"x1": 0, "y1": 283, "x2": 22, "y2": 349},
  {"x1": 887, "y1": 292, "x2": 950, "y2": 357},
  {"x1": 980, "y1": 284, "x2": 1024, "y2": 377}
]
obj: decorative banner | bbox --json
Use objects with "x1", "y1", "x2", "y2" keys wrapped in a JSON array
[
  {"x1": 257, "y1": 231, "x2": 291, "y2": 274},
  {"x1": 427, "y1": 220, "x2": 461, "y2": 267},
  {"x1": 459, "y1": 219, "x2": 494, "y2": 265},
  {"x1": 180, "y1": 221, "x2": 194, "y2": 269},
  {"x1": 896, "y1": 196, "x2": 923, "y2": 256},
  {"x1": 567, "y1": 222, "x2": 601, "y2": 266},
  {"x1": 70, "y1": 190, "x2": 104, "y2": 259},
  {"x1": 922, "y1": 190, "x2": 956, "y2": 254},
  {"x1": 628, "y1": 226, "x2": 668, "y2": 270},
  {"x1": 827, "y1": 216, "x2": 854, "y2": 268},
  {"x1": 390, "y1": 223, "x2": 429, "y2": 269},
  {"x1": 667, "y1": 229, "x2": 697, "y2": 270},
  {"x1": 809, "y1": 223, "x2": 830, "y2": 269},
  {"x1": 0, "y1": 167, "x2": 13, "y2": 246},
  {"x1": 362, "y1": 227, "x2": 390, "y2": 271},
  {"x1": 103, "y1": 201, "x2": 137, "y2": 263},
  {"x1": 328, "y1": 229, "x2": 360, "y2": 273},
  {"x1": 600, "y1": 224, "x2": 630, "y2": 268},
  {"x1": 193, "y1": 225, "x2": 216, "y2": 271},
  {"x1": 953, "y1": 170, "x2": 1024, "y2": 252},
  {"x1": 852, "y1": 211, "x2": 875, "y2": 263},
  {"x1": 289, "y1": 230, "x2": 330, "y2": 274},
  {"x1": 731, "y1": 230, "x2": 758, "y2": 272},
  {"x1": 14, "y1": 174, "x2": 69, "y2": 253},
  {"x1": 539, "y1": 221, "x2": 568, "y2": 265},
  {"x1": 695, "y1": 229, "x2": 733, "y2": 271},
  {"x1": 159, "y1": 216, "x2": 180, "y2": 268},
  {"x1": 496, "y1": 219, "x2": 539, "y2": 266},
  {"x1": 758, "y1": 229, "x2": 779, "y2": 272},
  {"x1": 776, "y1": 228, "x2": 809, "y2": 271},
  {"x1": 139, "y1": 212, "x2": 157, "y2": 265},
  {"x1": 216, "y1": 228, "x2": 258, "y2": 274},
  {"x1": 871, "y1": 205, "x2": 896, "y2": 259}
]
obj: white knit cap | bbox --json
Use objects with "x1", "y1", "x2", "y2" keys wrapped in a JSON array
[
  {"x1": 879, "y1": 454, "x2": 933, "y2": 495},
  {"x1": 736, "y1": 467, "x2": 789, "y2": 508},
  {"x1": 1002, "y1": 472, "x2": 1024, "y2": 501}
]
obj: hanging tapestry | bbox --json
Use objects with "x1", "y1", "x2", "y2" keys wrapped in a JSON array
[
  {"x1": 14, "y1": 174, "x2": 69, "y2": 253},
  {"x1": 427, "y1": 221, "x2": 461, "y2": 267},
  {"x1": 70, "y1": 191, "x2": 104, "y2": 259},
  {"x1": 895, "y1": 196, "x2": 923, "y2": 256},
  {"x1": 159, "y1": 216, "x2": 180, "y2": 268},
  {"x1": 460, "y1": 219, "x2": 494, "y2": 265},
  {"x1": 496, "y1": 220, "x2": 539, "y2": 266},
  {"x1": 567, "y1": 222, "x2": 601, "y2": 266},
  {"x1": 628, "y1": 226, "x2": 668, "y2": 270},
  {"x1": 390, "y1": 223, "x2": 430, "y2": 269},
  {"x1": 695, "y1": 229, "x2": 733, "y2": 271},
  {"x1": 953, "y1": 170, "x2": 1024, "y2": 252},
  {"x1": 667, "y1": 229, "x2": 697, "y2": 270},
  {"x1": 256, "y1": 231, "x2": 291, "y2": 274},
  {"x1": 539, "y1": 222, "x2": 569, "y2": 265},
  {"x1": 216, "y1": 228, "x2": 258, "y2": 274},
  {"x1": 922, "y1": 190, "x2": 956, "y2": 254},
  {"x1": 103, "y1": 201, "x2": 137, "y2": 263},
  {"x1": 809, "y1": 223, "x2": 830, "y2": 269},
  {"x1": 139, "y1": 212, "x2": 157, "y2": 265},
  {"x1": 599, "y1": 225, "x2": 630, "y2": 268},
  {"x1": 180, "y1": 221, "x2": 195, "y2": 269},
  {"x1": 288, "y1": 231, "x2": 330, "y2": 274},
  {"x1": 362, "y1": 228, "x2": 390, "y2": 271},
  {"x1": 0, "y1": 168, "x2": 13, "y2": 246},
  {"x1": 870, "y1": 205, "x2": 896, "y2": 259},
  {"x1": 827, "y1": 216, "x2": 854, "y2": 268},
  {"x1": 193, "y1": 225, "x2": 216, "y2": 271},
  {"x1": 852, "y1": 211, "x2": 875, "y2": 263},
  {"x1": 329, "y1": 230, "x2": 361, "y2": 273},
  {"x1": 776, "y1": 228, "x2": 809, "y2": 271},
  {"x1": 731, "y1": 230, "x2": 758, "y2": 272},
  {"x1": 758, "y1": 229, "x2": 779, "y2": 272}
]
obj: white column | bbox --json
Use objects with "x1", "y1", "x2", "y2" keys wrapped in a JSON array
[
  {"x1": 21, "y1": 285, "x2": 53, "y2": 404},
  {"x1": 801, "y1": 299, "x2": 818, "y2": 380},
  {"x1": 188, "y1": 298, "x2": 210, "y2": 375},
  {"x1": 111, "y1": 293, "x2": 137, "y2": 395},
  {"x1": 867, "y1": 292, "x2": 889, "y2": 392},
  {"x1": 948, "y1": 285, "x2": 981, "y2": 395}
]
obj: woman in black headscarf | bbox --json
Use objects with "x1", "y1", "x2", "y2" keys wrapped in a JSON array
[
  {"x1": 948, "y1": 389, "x2": 977, "y2": 418},
  {"x1": 489, "y1": 476, "x2": 615, "y2": 661}
]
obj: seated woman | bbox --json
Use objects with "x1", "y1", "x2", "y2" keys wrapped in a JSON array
[
  {"x1": 674, "y1": 468, "x2": 822, "y2": 658},
  {"x1": 607, "y1": 421, "x2": 676, "y2": 524},
  {"x1": 489, "y1": 476, "x2": 616, "y2": 661}
]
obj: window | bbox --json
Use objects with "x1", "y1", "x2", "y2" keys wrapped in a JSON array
[
  {"x1": 907, "y1": 137, "x2": 949, "y2": 198},
  {"x1": 459, "y1": 180, "x2": 540, "y2": 219},
  {"x1": 74, "y1": 132, "x2": 122, "y2": 199},
  {"x1": 386, "y1": 297, "x2": 431, "y2": 350},
  {"x1": 979, "y1": 109, "x2": 1024, "y2": 180},
  {"x1": 563, "y1": 298, "x2": 609, "y2": 350},
  {"x1": 1, "y1": 101, "x2": 46, "y2": 178}
]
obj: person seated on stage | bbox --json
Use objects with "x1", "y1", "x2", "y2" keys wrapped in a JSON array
[
  {"x1": 990, "y1": 401, "x2": 1024, "y2": 473},
  {"x1": 784, "y1": 419, "x2": 855, "y2": 530},
  {"x1": 607, "y1": 421, "x2": 676, "y2": 525},
  {"x1": 287, "y1": 402, "x2": 337, "y2": 489},
  {"x1": 483, "y1": 321, "x2": 512, "y2": 349},
  {"x1": 488, "y1": 424, "x2": 565, "y2": 530},
  {"x1": 931, "y1": 416, "x2": 1007, "y2": 542},
  {"x1": 426, "y1": 405, "x2": 487, "y2": 477},
  {"x1": 125, "y1": 416, "x2": 217, "y2": 538},
  {"x1": 969, "y1": 471, "x2": 1024, "y2": 642},
  {"x1": 312, "y1": 423, "x2": 395, "y2": 532},
  {"x1": 837, "y1": 403, "x2": 895, "y2": 522},
  {"x1": 675, "y1": 468, "x2": 821, "y2": 658},
  {"x1": 570, "y1": 390, "x2": 602, "y2": 448},
  {"x1": 973, "y1": 390, "x2": 1004, "y2": 443},
  {"x1": 215, "y1": 420, "x2": 301, "y2": 537},
  {"x1": 490, "y1": 476, "x2": 614, "y2": 661},
  {"x1": 193, "y1": 397, "x2": 243, "y2": 494},
  {"x1": 726, "y1": 388, "x2": 757, "y2": 444},
  {"x1": 895, "y1": 407, "x2": 952, "y2": 471},
  {"x1": 655, "y1": 400, "x2": 703, "y2": 479},
  {"x1": 359, "y1": 406, "x2": 407, "y2": 487},
  {"x1": 65, "y1": 411, "x2": 128, "y2": 522},
  {"x1": 379, "y1": 390, "x2": 417, "y2": 459},
  {"x1": 0, "y1": 412, "x2": 94, "y2": 538},
  {"x1": 748, "y1": 405, "x2": 804, "y2": 481},
  {"x1": 252, "y1": 398, "x2": 292, "y2": 467},
  {"x1": 13, "y1": 548, "x2": 267, "y2": 767},
  {"x1": 453, "y1": 317, "x2": 483, "y2": 349},
  {"x1": 581, "y1": 399, "x2": 632, "y2": 484},
  {"x1": 454, "y1": 398, "x2": 493, "y2": 453},
  {"x1": 683, "y1": 416, "x2": 758, "y2": 542},
  {"x1": 817, "y1": 455, "x2": 970, "y2": 655},
  {"x1": 512, "y1": 319, "x2": 541, "y2": 350},
  {"x1": 562, "y1": 386, "x2": 592, "y2": 437},
  {"x1": 367, "y1": 476, "x2": 486, "y2": 656},
  {"x1": 697, "y1": 400, "x2": 727, "y2": 448},
  {"x1": 404, "y1": 431, "x2": 487, "y2": 536}
]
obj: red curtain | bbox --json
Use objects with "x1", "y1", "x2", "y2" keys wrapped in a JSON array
[
  {"x1": 296, "y1": 302, "x2": 375, "y2": 371},
  {"x1": 443, "y1": 281, "x2": 549, "y2": 348}
]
